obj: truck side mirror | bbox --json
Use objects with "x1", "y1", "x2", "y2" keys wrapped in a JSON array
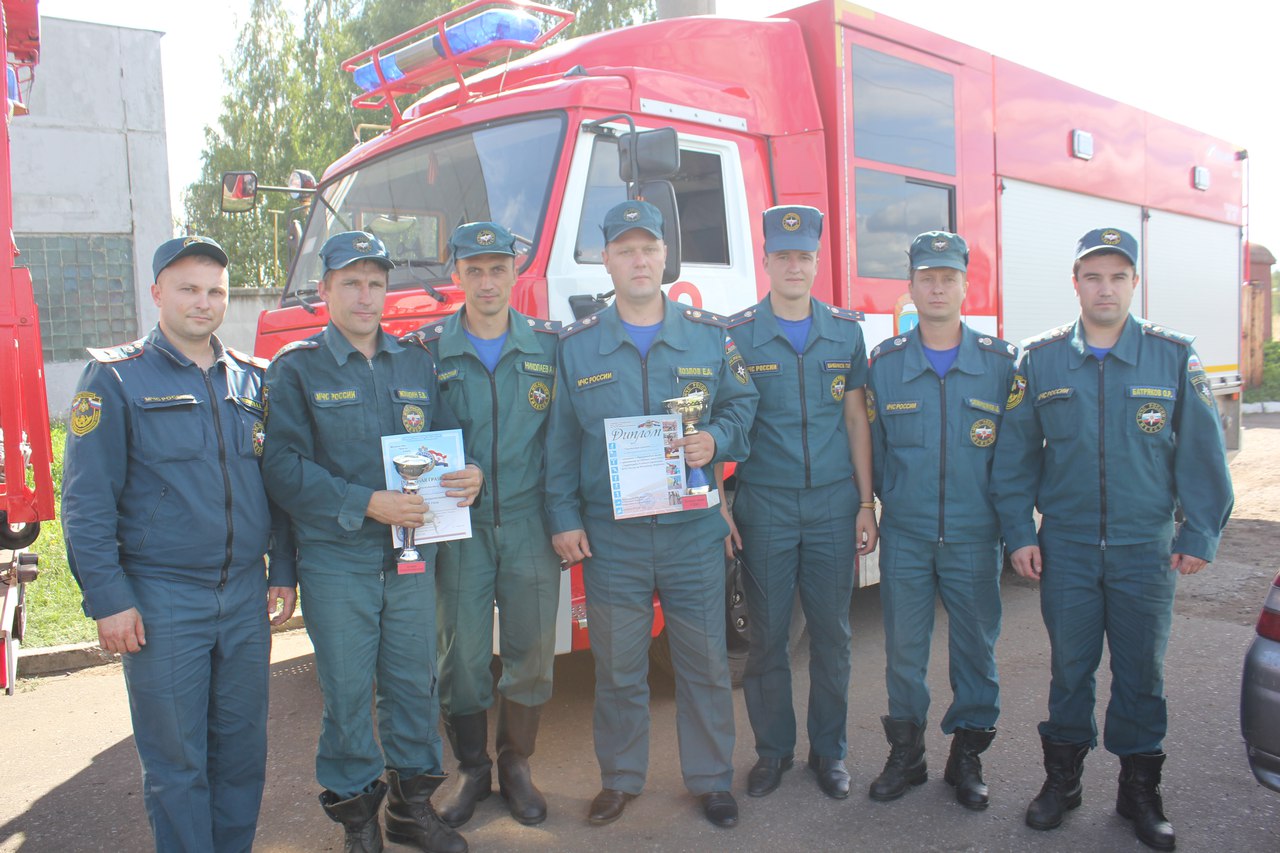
[
  {"x1": 221, "y1": 171, "x2": 259, "y2": 213},
  {"x1": 638, "y1": 179, "x2": 682, "y2": 285},
  {"x1": 619, "y1": 127, "x2": 679, "y2": 182}
]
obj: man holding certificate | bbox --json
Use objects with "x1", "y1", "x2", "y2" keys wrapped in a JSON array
[
  {"x1": 546, "y1": 201, "x2": 759, "y2": 829},
  {"x1": 723, "y1": 205, "x2": 877, "y2": 801},
  {"x1": 404, "y1": 221, "x2": 563, "y2": 828},
  {"x1": 263, "y1": 231, "x2": 481, "y2": 853}
]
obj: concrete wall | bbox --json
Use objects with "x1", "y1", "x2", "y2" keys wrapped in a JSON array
[
  {"x1": 220, "y1": 289, "x2": 283, "y2": 355},
  {"x1": 10, "y1": 17, "x2": 172, "y2": 416}
]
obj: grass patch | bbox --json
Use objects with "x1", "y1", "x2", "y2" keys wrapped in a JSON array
[
  {"x1": 1244, "y1": 338, "x2": 1280, "y2": 404},
  {"x1": 23, "y1": 421, "x2": 97, "y2": 647}
]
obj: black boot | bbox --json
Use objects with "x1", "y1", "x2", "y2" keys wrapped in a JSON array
[
  {"x1": 944, "y1": 728, "x2": 996, "y2": 810},
  {"x1": 1116, "y1": 752, "x2": 1176, "y2": 851},
  {"x1": 437, "y1": 712, "x2": 492, "y2": 828},
  {"x1": 496, "y1": 696, "x2": 548, "y2": 825},
  {"x1": 1025, "y1": 737, "x2": 1089, "y2": 830},
  {"x1": 319, "y1": 780, "x2": 387, "y2": 853},
  {"x1": 385, "y1": 769, "x2": 468, "y2": 853},
  {"x1": 868, "y1": 716, "x2": 927, "y2": 801}
]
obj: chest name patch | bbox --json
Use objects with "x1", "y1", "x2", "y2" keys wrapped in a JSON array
[
  {"x1": 748, "y1": 362, "x2": 780, "y2": 375},
  {"x1": 313, "y1": 389, "x2": 358, "y2": 403},
  {"x1": 1036, "y1": 387, "x2": 1072, "y2": 404},
  {"x1": 885, "y1": 401, "x2": 920, "y2": 413},
  {"x1": 577, "y1": 371, "x2": 614, "y2": 390},
  {"x1": 677, "y1": 366, "x2": 714, "y2": 377},
  {"x1": 522, "y1": 361, "x2": 555, "y2": 376}
]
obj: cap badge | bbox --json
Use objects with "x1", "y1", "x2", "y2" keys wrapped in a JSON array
[
  {"x1": 623, "y1": 208, "x2": 640, "y2": 222},
  {"x1": 476, "y1": 229, "x2": 496, "y2": 246},
  {"x1": 183, "y1": 236, "x2": 203, "y2": 247},
  {"x1": 1101, "y1": 229, "x2": 1122, "y2": 245},
  {"x1": 781, "y1": 212, "x2": 801, "y2": 232},
  {"x1": 353, "y1": 235, "x2": 371, "y2": 252},
  {"x1": 931, "y1": 238, "x2": 949, "y2": 252}
]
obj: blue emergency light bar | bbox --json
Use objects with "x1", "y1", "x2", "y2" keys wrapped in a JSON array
[{"x1": 352, "y1": 9, "x2": 541, "y2": 93}]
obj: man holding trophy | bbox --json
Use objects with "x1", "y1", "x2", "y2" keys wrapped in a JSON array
[
  {"x1": 723, "y1": 206, "x2": 877, "y2": 801},
  {"x1": 403, "y1": 221, "x2": 563, "y2": 828},
  {"x1": 262, "y1": 231, "x2": 481, "y2": 853},
  {"x1": 545, "y1": 201, "x2": 758, "y2": 829}
]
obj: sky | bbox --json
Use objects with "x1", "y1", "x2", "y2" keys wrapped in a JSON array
[{"x1": 36, "y1": 0, "x2": 1280, "y2": 255}]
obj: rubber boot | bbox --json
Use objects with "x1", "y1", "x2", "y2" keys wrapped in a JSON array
[
  {"x1": 1025, "y1": 737, "x2": 1089, "y2": 830},
  {"x1": 943, "y1": 727, "x2": 997, "y2": 810},
  {"x1": 437, "y1": 712, "x2": 492, "y2": 828},
  {"x1": 384, "y1": 769, "x2": 468, "y2": 853},
  {"x1": 319, "y1": 780, "x2": 387, "y2": 853},
  {"x1": 496, "y1": 696, "x2": 548, "y2": 825},
  {"x1": 1116, "y1": 753, "x2": 1176, "y2": 851},
  {"x1": 868, "y1": 716, "x2": 928, "y2": 801}
]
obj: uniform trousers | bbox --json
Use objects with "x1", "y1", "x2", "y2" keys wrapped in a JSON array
[
  {"x1": 879, "y1": 533, "x2": 1002, "y2": 733},
  {"x1": 298, "y1": 553, "x2": 443, "y2": 797},
  {"x1": 122, "y1": 565, "x2": 269, "y2": 853},
  {"x1": 581, "y1": 511, "x2": 734, "y2": 795},
  {"x1": 734, "y1": 478, "x2": 857, "y2": 760},
  {"x1": 1038, "y1": 531, "x2": 1176, "y2": 755},
  {"x1": 436, "y1": 512, "x2": 562, "y2": 715}
]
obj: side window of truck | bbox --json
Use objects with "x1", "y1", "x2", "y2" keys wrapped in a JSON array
[
  {"x1": 850, "y1": 44, "x2": 957, "y2": 279},
  {"x1": 575, "y1": 137, "x2": 730, "y2": 266}
]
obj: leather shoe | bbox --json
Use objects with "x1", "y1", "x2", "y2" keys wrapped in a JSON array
[
  {"x1": 747, "y1": 755, "x2": 794, "y2": 797},
  {"x1": 809, "y1": 754, "x2": 851, "y2": 799},
  {"x1": 587, "y1": 788, "x2": 634, "y2": 826},
  {"x1": 700, "y1": 791, "x2": 738, "y2": 828}
]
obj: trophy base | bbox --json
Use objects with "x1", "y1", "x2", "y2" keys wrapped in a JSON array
[
  {"x1": 397, "y1": 559, "x2": 426, "y2": 575},
  {"x1": 680, "y1": 488, "x2": 720, "y2": 511}
]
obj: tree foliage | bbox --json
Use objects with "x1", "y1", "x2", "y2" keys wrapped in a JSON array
[{"x1": 183, "y1": 0, "x2": 655, "y2": 288}]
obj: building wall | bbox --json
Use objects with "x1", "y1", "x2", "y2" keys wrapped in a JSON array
[{"x1": 10, "y1": 17, "x2": 171, "y2": 415}]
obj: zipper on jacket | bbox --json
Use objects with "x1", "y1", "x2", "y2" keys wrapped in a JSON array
[
  {"x1": 487, "y1": 367, "x2": 502, "y2": 526},
  {"x1": 797, "y1": 352, "x2": 812, "y2": 488},
  {"x1": 204, "y1": 369, "x2": 234, "y2": 586},
  {"x1": 1098, "y1": 359, "x2": 1108, "y2": 550},
  {"x1": 938, "y1": 375, "x2": 947, "y2": 545}
]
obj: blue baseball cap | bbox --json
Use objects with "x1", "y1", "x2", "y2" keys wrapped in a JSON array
[
  {"x1": 909, "y1": 230, "x2": 969, "y2": 273},
  {"x1": 152, "y1": 235, "x2": 228, "y2": 280},
  {"x1": 1075, "y1": 227, "x2": 1138, "y2": 266},
  {"x1": 449, "y1": 221, "x2": 517, "y2": 260},
  {"x1": 763, "y1": 205, "x2": 823, "y2": 253},
  {"x1": 320, "y1": 231, "x2": 393, "y2": 273},
  {"x1": 601, "y1": 201, "x2": 664, "y2": 243}
]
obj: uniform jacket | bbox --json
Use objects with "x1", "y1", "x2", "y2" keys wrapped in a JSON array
[
  {"x1": 725, "y1": 296, "x2": 867, "y2": 489},
  {"x1": 991, "y1": 315, "x2": 1234, "y2": 559},
  {"x1": 262, "y1": 323, "x2": 461, "y2": 569},
  {"x1": 404, "y1": 307, "x2": 560, "y2": 527},
  {"x1": 62, "y1": 326, "x2": 294, "y2": 619},
  {"x1": 545, "y1": 297, "x2": 759, "y2": 533},
  {"x1": 868, "y1": 324, "x2": 1017, "y2": 543}
]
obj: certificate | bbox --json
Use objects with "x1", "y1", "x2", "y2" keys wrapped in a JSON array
[
  {"x1": 603, "y1": 414, "x2": 719, "y2": 520},
  {"x1": 381, "y1": 430, "x2": 472, "y2": 546}
]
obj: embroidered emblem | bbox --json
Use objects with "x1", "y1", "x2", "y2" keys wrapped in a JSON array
[
  {"x1": 682, "y1": 380, "x2": 709, "y2": 399},
  {"x1": 1007, "y1": 374, "x2": 1027, "y2": 410},
  {"x1": 476, "y1": 229, "x2": 496, "y2": 246},
  {"x1": 831, "y1": 375, "x2": 846, "y2": 401},
  {"x1": 865, "y1": 387, "x2": 877, "y2": 423},
  {"x1": 252, "y1": 420, "x2": 265, "y2": 456},
  {"x1": 402, "y1": 404, "x2": 425, "y2": 433},
  {"x1": 970, "y1": 418, "x2": 996, "y2": 447},
  {"x1": 529, "y1": 381, "x2": 551, "y2": 411},
  {"x1": 1137, "y1": 402, "x2": 1167, "y2": 433},
  {"x1": 782, "y1": 212, "x2": 802, "y2": 231},
  {"x1": 70, "y1": 392, "x2": 102, "y2": 436}
]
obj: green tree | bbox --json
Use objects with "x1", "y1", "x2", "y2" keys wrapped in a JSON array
[{"x1": 184, "y1": 0, "x2": 655, "y2": 288}]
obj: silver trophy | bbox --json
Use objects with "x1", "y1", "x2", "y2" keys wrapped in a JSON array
[{"x1": 392, "y1": 453, "x2": 436, "y2": 565}]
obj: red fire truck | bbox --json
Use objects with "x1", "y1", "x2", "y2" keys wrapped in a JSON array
[
  {"x1": 0, "y1": 0, "x2": 55, "y2": 693},
  {"x1": 226, "y1": 0, "x2": 1246, "y2": 678}
]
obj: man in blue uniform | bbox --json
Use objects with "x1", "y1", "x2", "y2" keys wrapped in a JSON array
[
  {"x1": 62, "y1": 236, "x2": 296, "y2": 852},
  {"x1": 263, "y1": 232, "x2": 481, "y2": 853},
  {"x1": 404, "y1": 222, "x2": 562, "y2": 828},
  {"x1": 545, "y1": 201, "x2": 758, "y2": 829},
  {"x1": 992, "y1": 228, "x2": 1233, "y2": 850},
  {"x1": 866, "y1": 231, "x2": 1016, "y2": 810},
  {"x1": 723, "y1": 205, "x2": 876, "y2": 801}
]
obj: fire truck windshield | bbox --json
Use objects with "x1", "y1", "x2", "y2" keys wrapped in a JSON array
[{"x1": 284, "y1": 113, "x2": 565, "y2": 299}]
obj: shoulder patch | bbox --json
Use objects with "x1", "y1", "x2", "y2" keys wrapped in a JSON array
[
  {"x1": 1023, "y1": 324, "x2": 1073, "y2": 351},
  {"x1": 1141, "y1": 322, "x2": 1194, "y2": 347},
  {"x1": 561, "y1": 312, "x2": 603, "y2": 338},
  {"x1": 525, "y1": 316, "x2": 562, "y2": 334},
  {"x1": 869, "y1": 335, "x2": 909, "y2": 362},
  {"x1": 87, "y1": 337, "x2": 147, "y2": 363},
  {"x1": 723, "y1": 307, "x2": 756, "y2": 329},
  {"x1": 975, "y1": 335, "x2": 1017, "y2": 360},
  {"x1": 226, "y1": 347, "x2": 269, "y2": 370},
  {"x1": 682, "y1": 308, "x2": 726, "y2": 327},
  {"x1": 270, "y1": 338, "x2": 320, "y2": 362},
  {"x1": 827, "y1": 305, "x2": 866, "y2": 322}
]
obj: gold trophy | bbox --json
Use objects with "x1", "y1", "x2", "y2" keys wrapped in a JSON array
[
  {"x1": 663, "y1": 391, "x2": 711, "y2": 495},
  {"x1": 392, "y1": 453, "x2": 436, "y2": 572}
]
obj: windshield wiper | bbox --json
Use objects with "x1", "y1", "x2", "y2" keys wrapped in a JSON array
[{"x1": 394, "y1": 259, "x2": 448, "y2": 303}]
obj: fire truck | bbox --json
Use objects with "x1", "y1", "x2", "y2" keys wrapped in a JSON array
[
  {"x1": 0, "y1": 0, "x2": 54, "y2": 693},
  {"x1": 224, "y1": 0, "x2": 1246, "y2": 679}
]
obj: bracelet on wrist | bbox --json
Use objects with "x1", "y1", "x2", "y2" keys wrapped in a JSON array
[{"x1": 859, "y1": 501, "x2": 876, "y2": 510}]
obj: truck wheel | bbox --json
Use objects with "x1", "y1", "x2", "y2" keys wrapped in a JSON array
[{"x1": 0, "y1": 514, "x2": 39, "y2": 550}]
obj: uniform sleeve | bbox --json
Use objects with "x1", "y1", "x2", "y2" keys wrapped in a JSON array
[
  {"x1": 990, "y1": 352, "x2": 1042, "y2": 552},
  {"x1": 868, "y1": 364, "x2": 886, "y2": 497},
  {"x1": 1170, "y1": 346, "x2": 1234, "y2": 560},
  {"x1": 544, "y1": 345, "x2": 583, "y2": 534},
  {"x1": 704, "y1": 334, "x2": 759, "y2": 464},
  {"x1": 265, "y1": 498, "x2": 296, "y2": 588},
  {"x1": 61, "y1": 362, "x2": 136, "y2": 619},
  {"x1": 848, "y1": 324, "x2": 869, "y2": 389},
  {"x1": 261, "y1": 357, "x2": 375, "y2": 534}
]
